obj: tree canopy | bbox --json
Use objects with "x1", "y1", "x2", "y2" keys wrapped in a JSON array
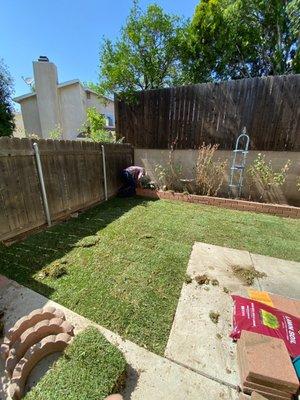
[
  {"x1": 0, "y1": 59, "x2": 15, "y2": 137},
  {"x1": 97, "y1": 1, "x2": 186, "y2": 99},
  {"x1": 182, "y1": 0, "x2": 300, "y2": 83},
  {"x1": 96, "y1": 0, "x2": 299, "y2": 97}
]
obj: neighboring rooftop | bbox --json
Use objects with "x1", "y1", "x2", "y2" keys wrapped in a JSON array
[{"x1": 14, "y1": 79, "x2": 111, "y2": 103}]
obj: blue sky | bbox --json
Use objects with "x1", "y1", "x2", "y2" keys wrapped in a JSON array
[{"x1": 1, "y1": 0, "x2": 198, "y2": 103}]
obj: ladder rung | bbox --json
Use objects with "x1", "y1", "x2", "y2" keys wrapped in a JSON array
[
  {"x1": 233, "y1": 150, "x2": 248, "y2": 154},
  {"x1": 231, "y1": 165, "x2": 245, "y2": 170}
]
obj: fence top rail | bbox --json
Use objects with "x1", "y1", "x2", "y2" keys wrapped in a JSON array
[
  {"x1": 115, "y1": 73, "x2": 300, "y2": 97},
  {"x1": 0, "y1": 137, "x2": 133, "y2": 147}
]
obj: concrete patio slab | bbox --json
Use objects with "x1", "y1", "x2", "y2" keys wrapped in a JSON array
[
  {"x1": 0, "y1": 275, "x2": 239, "y2": 400},
  {"x1": 165, "y1": 242, "x2": 300, "y2": 388},
  {"x1": 251, "y1": 253, "x2": 300, "y2": 298}
]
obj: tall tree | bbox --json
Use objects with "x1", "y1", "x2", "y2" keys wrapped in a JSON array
[
  {"x1": 0, "y1": 59, "x2": 15, "y2": 137},
  {"x1": 182, "y1": 0, "x2": 300, "y2": 83},
  {"x1": 97, "y1": 1, "x2": 187, "y2": 99}
]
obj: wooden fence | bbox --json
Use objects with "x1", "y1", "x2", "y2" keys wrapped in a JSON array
[
  {"x1": 115, "y1": 74, "x2": 300, "y2": 150},
  {"x1": 0, "y1": 138, "x2": 133, "y2": 242}
]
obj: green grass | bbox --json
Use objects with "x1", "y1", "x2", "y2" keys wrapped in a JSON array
[
  {"x1": 24, "y1": 327, "x2": 127, "y2": 400},
  {"x1": 1, "y1": 197, "x2": 299, "y2": 354}
]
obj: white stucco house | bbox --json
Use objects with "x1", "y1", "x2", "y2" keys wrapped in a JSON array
[{"x1": 13, "y1": 56, "x2": 115, "y2": 140}]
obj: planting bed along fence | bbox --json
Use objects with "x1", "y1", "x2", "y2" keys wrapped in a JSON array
[
  {"x1": 136, "y1": 188, "x2": 300, "y2": 219},
  {"x1": 0, "y1": 138, "x2": 133, "y2": 242}
]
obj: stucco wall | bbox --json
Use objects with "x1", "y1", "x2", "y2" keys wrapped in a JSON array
[
  {"x1": 59, "y1": 83, "x2": 86, "y2": 140},
  {"x1": 135, "y1": 149, "x2": 300, "y2": 206},
  {"x1": 13, "y1": 113, "x2": 26, "y2": 138},
  {"x1": 20, "y1": 96, "x2": 42, "y2": 137},
  {"x1": 86, "y1": 92, "x2": 115, "y2": 126}
]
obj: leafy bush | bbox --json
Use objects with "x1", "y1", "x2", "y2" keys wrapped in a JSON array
[
  {"x1": 83, "y1": 107, "x2": 117, "y2": 143},
  {"x1": 246, "y1": 153, "x2": 291, "y2": 202},
  {"x1": 49, "y1": 125, "x2": 63, "y2": 140}
]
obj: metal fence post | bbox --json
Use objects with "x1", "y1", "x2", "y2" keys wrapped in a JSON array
[
  {"x1": 33, "y1": 142, "x2": 51, "y2": 226},
  {"x1": 101, "y1": 144, "x2": 108, "y2": 201}
]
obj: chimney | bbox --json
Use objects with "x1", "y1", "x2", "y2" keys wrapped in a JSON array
[
  {"x1": 33, "y1": 56, "x2": 60, "y2": 138},
  {"x1": 38, "y1": 55, "x2": 49, "y2": 62}
]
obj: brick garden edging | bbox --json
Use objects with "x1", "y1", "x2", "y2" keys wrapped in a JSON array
[{"x1": 136, "y1": 188, "x2": 300, "y2": 219}]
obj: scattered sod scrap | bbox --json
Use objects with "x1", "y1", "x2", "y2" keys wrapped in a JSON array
[
  {"x1": 231, "y1": 264, "x2": 266, "y2": 286},
  {"x1": 209, "y1": 311, "x2": 220, "y2": 324},
  {"x1": 39, "y1": 260, "x2": 68, "y2": 279},
  {"x1": 74, "y1": 235, "x2": 100, "y2": 248},
  {"x1": 195, "y1": 274, "x2": 210, "y2": 285},
  {"x1": 24, "y1": 327, "x2": 127, "y2": 400}
]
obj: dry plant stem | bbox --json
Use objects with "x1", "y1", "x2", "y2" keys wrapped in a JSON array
[{"x1": 195, "y1": 143, "x2": 227, "y2": 196}]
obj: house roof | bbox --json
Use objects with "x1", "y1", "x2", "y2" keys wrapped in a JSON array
[{"x1": 13, "y1": 80, "x2": 112, "y2": 103}]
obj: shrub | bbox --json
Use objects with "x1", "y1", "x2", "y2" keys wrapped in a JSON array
[
  {"x1": 195, "y1": 143, "x2": 227, "y2": 196},
  {"x1": 49, "y1": 125, "x2": 63, "y2": 140},
  {"x1": 83, "y1": 107, "x2": 118, "y2": 143},
  {"x1": 247, "y1": 153, "x2": 291, "y2": 202}
]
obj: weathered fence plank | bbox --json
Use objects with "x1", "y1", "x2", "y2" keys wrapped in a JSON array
[
  {"x1": 0, "y1": 138, "x2": 45, "y2": 241},
  {"x1": 115, "y1": 74, "x2": 300, "y2": 150},
  {"x1": 0, "y1": 138, "x2": 133, "y2": 242}
]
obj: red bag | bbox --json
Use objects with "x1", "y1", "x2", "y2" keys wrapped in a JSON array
[{"x1": 230, "y1": 295, "x2": 300, "y2": 357}]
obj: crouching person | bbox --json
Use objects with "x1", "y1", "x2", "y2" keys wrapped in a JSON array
[{"x1": 118, "y1": 166, "x2": 145, "y2": 197}]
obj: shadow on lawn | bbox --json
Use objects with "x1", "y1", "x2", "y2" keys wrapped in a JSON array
[{"x1": 0, "y1": 196, "x2": 156, "y2": 298}]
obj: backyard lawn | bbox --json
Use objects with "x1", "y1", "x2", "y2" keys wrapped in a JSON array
[{"x1": 0, "y1": 196, "x2": 299, "y2": 354}]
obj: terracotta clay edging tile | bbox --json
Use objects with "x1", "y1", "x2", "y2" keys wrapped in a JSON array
[
  {"x1": 5, "y1": 318, "x2": 74, "y2": 376},
  {"x1": 0, "y1": 306, "x2": 65, "y2": 359},
  {"x1": 8, "y1": 333, "x2": 72, "y2": 400}
]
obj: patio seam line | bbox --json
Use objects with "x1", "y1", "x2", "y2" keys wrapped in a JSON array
[
  {"x1": 249, "y1": 252, "x2": 263, "y2": 291},
  {"x1": 164, "y1": 356, "x2": 239, "y2": 392}
]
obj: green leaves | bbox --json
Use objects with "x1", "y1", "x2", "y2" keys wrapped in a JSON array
[
  {"x1": 97, "y1": 1, "x2": 187, "y2": 99},
  {"x1": 95, "y1": 0, "x2": 299, "y2": 96},
  {"x1": 184, "y1": 0, "x2": 300, "y2": 83},
  {"x1": 0, "y1": 59, "x2": 15, "y2": 137},
  {"x1": 247, "y1": 153, "x2": 291, "y2": 188}
]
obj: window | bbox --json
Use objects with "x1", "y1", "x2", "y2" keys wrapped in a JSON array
[
  {"x1": 86, "y1": 91, "x2": 91, "y2": 99},
  {"x1": 107, "y1": 116, "x2": 114, "y2": 126}
]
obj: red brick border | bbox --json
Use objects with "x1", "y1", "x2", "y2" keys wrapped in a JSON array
[{"x1": 136, "y1": 188, "x2": 300, "y2": 219}]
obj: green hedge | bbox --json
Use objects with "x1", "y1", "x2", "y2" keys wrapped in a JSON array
[{"x1": 25, "y1": 327, "x2": 127, "y2": 400}]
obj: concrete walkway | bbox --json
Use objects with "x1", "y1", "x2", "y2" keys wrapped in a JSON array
[
  {"x1": 0, "y1": 274, "x2": 238, "y2": 400},
  {"x1": 165, "y1": 242, "x2": 300, "y2": 390}
]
